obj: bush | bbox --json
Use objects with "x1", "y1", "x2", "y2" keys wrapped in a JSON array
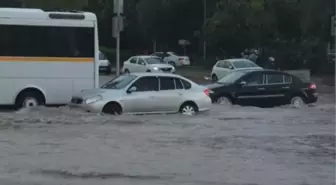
[{"x1": 99, "y1": 47, "x2": 134, "y2": 65}]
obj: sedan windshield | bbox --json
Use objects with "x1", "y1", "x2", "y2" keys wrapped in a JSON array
[
  {"x1": 145, "y1": 57, "x2": 164, "y2": 64},
  {"x1": 232, "y1": 60, "x2": 259, "y2": 68},
  {"x1": 218, "y1": 70, "x2": 250, "y2": 84},
  {"x1": 101, "y1": 75, "x2": 137, "y2": 89}
]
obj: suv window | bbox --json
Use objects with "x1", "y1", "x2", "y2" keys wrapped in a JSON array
[
  {"x1": 130, "y1": 77, "x2": 158, "y2": 92},
  {"x1": 159, "y1": 77, "x2": 175, "y2": 90},
  {"x1": 284, "y1": 75, "x2": 292, "y2": 83},
  {"x1": 181, "y1": 79, "x2": 192, "y2": 89},
  {"x1": 243, "y1": 73, "x2": 264, "y2": 85},
  {"x1": 130, "y1": 57, "x2": 137, "y2": 64},
  {"x1": 267, "y1": 74, "x2": 284, "y2": 84},
  {"x1": 174, "y1": 78, "x2": 184, "y2": 89}
]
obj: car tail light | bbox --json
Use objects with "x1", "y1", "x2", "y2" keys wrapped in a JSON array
[
  {"x1": 204, "y1": 89, "x2": 210, "y2": 96},
  {"x1": 204, "y1": 89, "x2": 213, "y2": 96},
  {"x1": 309, "y1": 83, "x2": 316, "y2": 89}
]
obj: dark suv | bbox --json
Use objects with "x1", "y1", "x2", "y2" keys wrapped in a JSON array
[{"x1": 207, "y1": 69, "x2": 318, "y2": 108}]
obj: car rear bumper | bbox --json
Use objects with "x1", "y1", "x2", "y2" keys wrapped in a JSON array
[
  {"x1": 196, "y1": 96, "x2": 212, "y2": 112},
  {"x1": 305, "y1": 92, "x2": 318, "y2": 103},
  {"x1": 182, "y1": 60, "x2": 190, "y2": 65}
]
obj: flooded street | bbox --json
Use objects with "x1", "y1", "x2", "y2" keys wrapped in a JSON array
[{"x1": 0, "y1": 93, "x2": 334, "y2": 185}]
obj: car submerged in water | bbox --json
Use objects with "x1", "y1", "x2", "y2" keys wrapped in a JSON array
[
  {"x1": 70, "y1": 73, "x2": 212, "y2": 115},
  {"x1": 207, "y1": 69, "x2": 318, "y2": 108}
]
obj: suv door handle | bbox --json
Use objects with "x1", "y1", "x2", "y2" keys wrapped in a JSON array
[
  {"x1": 282, "y1": 86, "x2": 290, "y2": 89},
  {"x1": 257, "y1": 87, "x2": 265, "y2": 90}
]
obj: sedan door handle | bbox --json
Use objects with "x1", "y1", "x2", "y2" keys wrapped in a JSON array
[
  {"x1": 281, "y1": 86, "x2": 290, "y2": 89},
  {"x1": 257, "y1": 87, "x2": 265, "y2": 90},
  {"x1": 149, "y1": 96, "x2": 155, "y2": 98}
]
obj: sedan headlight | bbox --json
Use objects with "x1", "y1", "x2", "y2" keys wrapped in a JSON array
[
  {"x1": 152, "y1": 66, "x2": 159, "y2": 70},
  {"x1": 85, "y1": 95, "x2": 102, "y2": 104}
]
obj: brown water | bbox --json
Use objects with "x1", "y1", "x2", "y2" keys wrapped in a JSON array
[{"x1": 0, "y1": 94, "x2": 334, "y2": 185}]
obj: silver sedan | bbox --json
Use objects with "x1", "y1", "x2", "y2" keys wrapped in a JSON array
[{"x1": 69, "y1": 73, "x2": 212, "y2": 115}]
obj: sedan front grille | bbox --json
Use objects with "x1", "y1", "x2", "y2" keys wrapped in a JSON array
[
  {"x1": 160, "y1": 67, "x2": 172, "y2": 72},
  {"x1": 71, "y1": 97, "x2": 83, "y2": 104}
]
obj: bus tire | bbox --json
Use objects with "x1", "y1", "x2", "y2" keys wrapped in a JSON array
[{"x1": 15, "y1": 88, "x2": 45, "y2": 109}]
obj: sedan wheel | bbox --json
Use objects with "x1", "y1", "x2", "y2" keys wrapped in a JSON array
[
  {"x1": 291, "y1": 96, "x2": 305, "y2": 108},
  {"x1": 216, "y1": 96, "x2": 232, "y2": 105},
  {"x1": 212, "y1": 75, "x2": 218, "y2": 83},
  {"x1": 124, "y1": 69, "x2": 130, "y2": 74},
  {"x1": 180, "y1": 104, "x2": 197, "y2": 115}
]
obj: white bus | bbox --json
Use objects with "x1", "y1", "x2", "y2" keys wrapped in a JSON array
[{"x1": 0, "y1": 8, "x2": 99, "y2": 108}]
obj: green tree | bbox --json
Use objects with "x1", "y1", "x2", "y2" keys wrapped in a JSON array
[{"x1": 21, "y1": 0, "x2": 88, "y2": 9}]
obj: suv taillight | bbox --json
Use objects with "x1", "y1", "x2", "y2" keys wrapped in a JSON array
[{"x1": 309, "y1": 83, "x2": 316, "y2": 89}]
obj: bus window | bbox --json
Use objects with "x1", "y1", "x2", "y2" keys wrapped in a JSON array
[{"x1": 0, "y1": 25, "x2": 94, "y2": 58}]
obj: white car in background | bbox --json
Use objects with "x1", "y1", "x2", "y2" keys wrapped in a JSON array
[
  {"x1": 211, "y1": 58, "x2": 262, "y2": 82},
  {"x1": 151, "y1": 51, "x2": 190, "y2": 67},
  {"x1": 122, "y1": 55, "x2": 175, "y2": 74},
  {"x1": 99, "y1": 51, "x2": 111, "y2": 74}
]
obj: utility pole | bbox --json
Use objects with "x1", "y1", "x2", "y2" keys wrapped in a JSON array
[
  {"x1": 112, "y1": 0, "x2": 124, "y2": 76},
  {"x1": 203, "y1": 0, "x2": 207, "y2": 61},
  {"x1": 330, "y1": 15, "x2": 336, "y2": 93}
]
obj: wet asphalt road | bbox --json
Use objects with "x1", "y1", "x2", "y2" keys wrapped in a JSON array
[
  {"x1": 0, "y1": 103, "x2": 334, "y2": 185},
  {"x1": 0, "y1": 75, "x2": 334, "y2": 185}
]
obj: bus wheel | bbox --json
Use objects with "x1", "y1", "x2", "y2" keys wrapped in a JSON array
[{"x1": 16, "y1": 89, "x2": 45, "y2": 109}]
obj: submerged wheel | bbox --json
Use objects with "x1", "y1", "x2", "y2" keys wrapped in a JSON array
[
  {"x1": 290, "y1": 96, "x2": 305, "y2": 108},
  {"x1": 215, "y1": 96, "x2": 232, "y2": 105},
  {"x1": 16, "y1": 90, "x2": 45, "y2": 109},
  {"x1": 179, "y1": 102, "x2": 198, "y2": 115},
  {"x1": 102, "y1": 102, "x2": 122, "y2": 115}
]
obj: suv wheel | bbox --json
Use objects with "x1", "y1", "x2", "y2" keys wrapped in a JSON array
[
  {"x1": 216, "y1": 96, "x2": 232, "y2": 105},
  {"x1": 290, "y1": 96, "x2": 305, "y2": 108}
]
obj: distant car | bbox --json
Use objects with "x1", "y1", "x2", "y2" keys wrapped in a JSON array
[
  {"x1": 207, "y1": 69, "x2": 318, "y2": 108},
  {"x1": 98, "y1": 51, "x2": 111, "y2": 74},
  {"x1": 122, "y1": 55, "x2": 175, "y2": 74},
  {"x1": 70, "y1": 73, "x2": 212, "y2": 115},
  {"x1": 211, "y1": 58, "x2": 262, "y2": 82},
  {"x1": 151, "y1": 51, "x2": 191, "y2": 67}
]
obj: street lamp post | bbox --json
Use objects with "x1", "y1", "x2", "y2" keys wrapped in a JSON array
[
  {"x1": 203, "y1": 0, "x2": 207, "y2": 61},
  {"x1": 330, "y1": 15, "x2": 336, "y2": 93},
  {"x1": 112, "y1": 0, "x2": 124, "y2": 76}
]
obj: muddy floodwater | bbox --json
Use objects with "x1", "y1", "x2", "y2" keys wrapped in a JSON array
[{"x1": 0, "y1": 93, "x2": 334, "y2": 185}]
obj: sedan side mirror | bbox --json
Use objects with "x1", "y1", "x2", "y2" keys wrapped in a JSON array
[
  {"x1": 228, "y1": 66, "x2": 234, "y2": 70},
  {"x1": 127, "y1": 86, "x2": 137, "y2": 94}
]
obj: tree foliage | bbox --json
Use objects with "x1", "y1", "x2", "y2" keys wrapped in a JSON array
[{"x1": 0, "y1": 0, "x2": 335, "y2": 72}]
